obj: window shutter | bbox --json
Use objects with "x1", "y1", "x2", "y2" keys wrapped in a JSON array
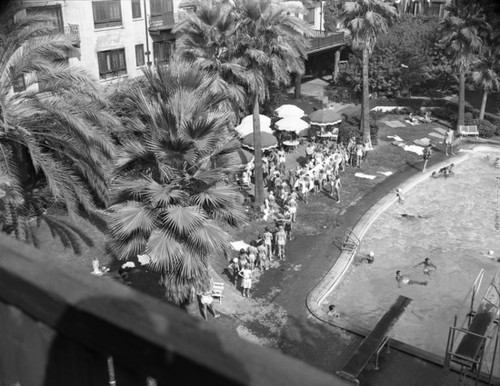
[
  {"x1": 97, "y1": 52, "x2": 107, "y2": 74},
  {"x1": 135, "y1": 44, "x2": 144, "y2": 66},
  {"x1": 132, "y1": 0, "x2": 141, "y2": 18}
]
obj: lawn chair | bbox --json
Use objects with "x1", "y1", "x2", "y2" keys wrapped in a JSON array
[{"x1": 211, "y1": 282, "x2": 225, "y2": 304}]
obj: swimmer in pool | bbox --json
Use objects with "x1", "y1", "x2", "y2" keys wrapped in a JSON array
[
  {"x1": 396, "y1": 270, "x2": 428, "y2": 288},
  {"x1": 414, "y1": 257, "x2": 437, "y2": 276},
  {"x1": 400, "y1": 213, "x2": 432, "y2": 220}
]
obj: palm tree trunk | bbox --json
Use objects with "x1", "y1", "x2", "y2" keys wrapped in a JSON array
[
  {"x1": 361, "y1": 46, "x2": 371, "y2": 143},
  {"x1": 252, "y1": 93, "x2": 264, "y2": 207},
  {"x1": 479, "y1": 89, "x2": 488, "y2": 120},
  {"x1": 457, "y1": 67, "x2": 465, "y2": 130},
  {"x1": 294, "y1": 72, "x2": 302, "y2": 99},
  {"x1": 333, "y1": 49, "x2": 341, "y2": 83}
]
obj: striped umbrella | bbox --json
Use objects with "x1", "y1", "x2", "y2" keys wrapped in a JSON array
[
  {"x1": 235, "y1": 114, "x2": 273, "y2": 137},
  {"x1": 241, "y1": 132, "x2": 278, "y2": 151},
  {"x1": 309, "y1": 108, "x2": 343, "y2": 126},
  {"x1": 234, "y1": 148, "x2": 254, "y2": 165},
  {"x1": 275, "y1": 117, "x2": 309, "y2": 133},
  {"x1": 275, "y1": 104, "x2": 305, "y2": 119}
]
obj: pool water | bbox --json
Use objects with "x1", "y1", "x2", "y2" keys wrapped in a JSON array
[{"x1": 327, "y1": 150, "x2": 500, "y2": 376}]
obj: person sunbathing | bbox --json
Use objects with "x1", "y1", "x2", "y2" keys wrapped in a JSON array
[
  {"x1": 421, "y1": 111, "x2": 432, "y2": 123},
  {"x1": 408, "y1": 113, "x2": 419, "y2": 124}
]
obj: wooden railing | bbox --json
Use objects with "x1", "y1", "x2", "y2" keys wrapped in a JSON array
[
  {"x1": 0, "y1": 234, "x2": 350, "y2": 386},
  {"x1": 308, "y1": 31, "x2": 346, "y2": 53}
]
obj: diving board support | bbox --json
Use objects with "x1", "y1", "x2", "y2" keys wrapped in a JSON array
[
  {"x1": 336, "y1": 295, "x2": 412, "y2": 385},
  {"x1": 444, "y1": 270, "x2": 500, "y2": 386}
]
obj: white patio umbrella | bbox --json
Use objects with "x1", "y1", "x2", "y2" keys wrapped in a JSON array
[
  {"x1": 235, "y1": 114, "x2": 272, "y2": 137},
  {"x1": 275, "y1": 104, "x2": 305, "y2": 119},
  {"x1": 275, "y1": 117, "x2": 309, "y2": 133}
]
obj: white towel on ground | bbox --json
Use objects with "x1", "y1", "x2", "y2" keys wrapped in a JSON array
[
  {"x1": 402, "y1": 144, "x2": 424, "y2": 155},
  {"x1": 377, "y1": 171, "x2": 393, "y2": 176},
  {"x1": 387, "y1": 135, "x2": 404, "y2": 141},
  {"x1": 231, "y1": 240, "x2": 251, "y2": 251},
  {"x1": 433, "y1": 127, "x2": 447, "y2": 134},
  {"x1": 355, "y1": 173, "x2": 377, "y2": 180}
]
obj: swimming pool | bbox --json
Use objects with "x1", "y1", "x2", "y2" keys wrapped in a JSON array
[{"x1": 325, "y1": 148, "x2": 500, "y2": 377}]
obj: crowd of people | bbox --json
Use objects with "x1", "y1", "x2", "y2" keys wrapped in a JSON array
[{"x1": 230, "y1": 136, "x2": 375, "y2": 297}]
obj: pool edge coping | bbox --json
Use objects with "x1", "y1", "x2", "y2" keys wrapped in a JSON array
[{"x1": 306, "y1": 144, "x2": 500, "y2": 375}]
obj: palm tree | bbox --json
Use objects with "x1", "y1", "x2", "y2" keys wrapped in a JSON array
[
  {"x1": 439, "y1": 0, "x2": 490, "y2": 130},
  {"x1": 106, "y1": 59, "x2": 246, "y2": 307},
  {"x1": 173, "y1": 0, "x2": 246, "y2": 123},
  {"x1": 472, "y1": 32, "x2": 500, "y2": 120},
  {"x1": 342, "y1": 0, "x2": 398, "y2": 144},
  {"x1": 0, "y1": 11, "x2": 116, "y2": 250},
  {"x1": 234, "y1": 0, "x2": 312, "y2": 206}
]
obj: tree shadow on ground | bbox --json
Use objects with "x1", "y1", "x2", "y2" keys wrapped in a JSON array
[{"x1": 276, "y1": 313, "x2": 357, "y2": 374}]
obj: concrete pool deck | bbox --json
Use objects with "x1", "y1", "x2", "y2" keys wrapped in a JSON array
[{"x1": 306, "y1": 143, "x2": 500, "y2": 382}]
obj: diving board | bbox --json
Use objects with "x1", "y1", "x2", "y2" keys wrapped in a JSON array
[
  {"x1": 445, "y1": 270, "x2": 500, "y2": 385},
  {"x1": 337, "y1": 295, "x2": 412, "y2": 385}
]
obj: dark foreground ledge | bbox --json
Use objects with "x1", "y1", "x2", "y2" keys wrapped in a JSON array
[{"x1": 0, "y1": 234, "x2": 350, "y2": 386}]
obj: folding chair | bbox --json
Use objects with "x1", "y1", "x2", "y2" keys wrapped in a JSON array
[{"x1": 211, "y1": 282, "x2": 225, "y2": 304}]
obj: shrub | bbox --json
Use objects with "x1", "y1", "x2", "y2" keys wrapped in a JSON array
[
  {"x1": 473, "y1": 119, "x2": 496, "y2": 138},
  {"x1": 464, "y1": 112, "x2": 476, "y2": 124},
  {"x1": 338, "y1": 120, "x2": 360, "y2": 145},
  {"x1": 432, "y1": 106, "x2": 457, "y2": 122},
  {"x1": 338, "y1": 115, "x2": 379, "y2": 145}
]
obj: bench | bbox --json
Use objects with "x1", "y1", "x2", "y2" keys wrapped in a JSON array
[
  {"x1": 458, "y1": 125, "x2": 479, "y2": 139},
  {"x1": 336, "y1": 295, "x2": 412, "y2": 385}
]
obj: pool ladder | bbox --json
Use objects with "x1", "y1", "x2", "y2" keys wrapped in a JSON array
[{"x1": 342, "y1": 228, "x2": 360, "y2": 253}]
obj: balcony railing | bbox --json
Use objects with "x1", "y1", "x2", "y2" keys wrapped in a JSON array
[
  {"x1": 0, "y1": 234, "x2": 351, "y2": 386},
  {"x1": 149, "y1": 11, "x2": 175, "y2": 31},
  {"x1": 308, "y1": 30, "x2": 346, "y2": 53},
  {"x1": 64, "y1": 24, "x2": 80, "y2": 43}
]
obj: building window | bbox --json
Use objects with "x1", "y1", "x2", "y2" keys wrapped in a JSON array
[
  {"x1": 132, "y1": 0, "x2": 142, "y2": 18},
  {"x1": 150, "y1": 0, "x2": 173, "y2": 16},
  {"x1": 97, "y1": 49, "x2": 127, "y2": 79},
  {"x1": 92, "y1": 1, "x2": 122, "y2": 29},
  {"x1": 26, "y1": 6, "x2": 63, "y2": 32},
  {"x1": 135, "y1": 44, "x2": 145, "y2": 66},
  {"x1": 10, "y1": 68, "x2": 26, "y2": 93},
  {"x1": 153, "y1": 41, "x2": 172, "y2": 63}
]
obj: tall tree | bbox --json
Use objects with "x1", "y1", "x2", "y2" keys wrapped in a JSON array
[
  {"x1": 472, "y1": 31, "x2": 500, "y2": 120},
  {"x1": 173, "y1": 0, "x2": 246, "y2": 124},
  {"x1": 107, "y1": 59, "x2": 246, "y2": 307},
  {"x1": 342, "y1": 0, "x2": 397, "y2": 143},
  {"x1": 0, "y1": 11, "x2": 116, "y2": 251},
  {"x1": 234, "y1": 0, "x2": 312, "y2": 206},
  {"x1": 439, "y1": 0, "x2": 490, "y2": 130}
]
